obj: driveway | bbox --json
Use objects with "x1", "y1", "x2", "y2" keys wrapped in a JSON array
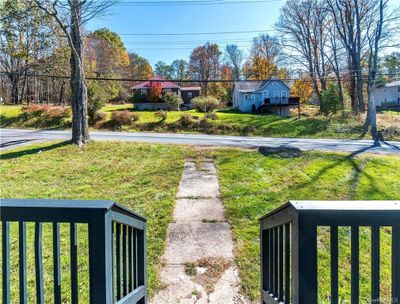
[{"x1": 1, "y1": 128, "x2": 400, "y2": 155}]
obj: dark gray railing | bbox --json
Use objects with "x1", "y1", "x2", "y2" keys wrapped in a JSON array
[
  {"x1": 0, "y1": 199, "x2": 146, "y2": 304},
  {"x1": 260, "y1": 200, "x2": 400, "y2": 304}
]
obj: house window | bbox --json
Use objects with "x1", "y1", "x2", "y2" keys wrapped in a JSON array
[
  {"x1": 251, "y1": 94, "x2": 255, "y2": 101},
  {"x1": 140, "y1": 89, "x2": 146, "y2": 95},
  {"x1": 244, "y1": 94, "x2": 250, "y2": 101},
  {"x1": 398, "y1": 86, "x2": 400, "y2": 92},
  {"x1": 164, "y1": 89, "x2": 171, "y2": 93},
  {"x1": 281, "y1": 91, "x2": 287, "y2": 98},
  {"x1": 263, "y1": 91, "x2": 269, "y2": 99},
  {"x1": 188, "y1": 92, "x2": 193, "y2": 98},
  {"x1": 272, "y1": 82, "x2": 278, "y2": 86},
  {"x1": 274, "y1": 91, "x2": 280, "y2": 98}
]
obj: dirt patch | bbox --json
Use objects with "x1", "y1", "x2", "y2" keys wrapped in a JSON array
[{"x1": 185, "y1": 257, "x2": 232, "y2": 294}]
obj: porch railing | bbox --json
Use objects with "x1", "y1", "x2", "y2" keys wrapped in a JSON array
[
  {"x1": 260, "y1": 200, "x2": 400, "y2": 304},
  {"x1": 0, "y1": 199, "x2": 146, "y2": 304}
]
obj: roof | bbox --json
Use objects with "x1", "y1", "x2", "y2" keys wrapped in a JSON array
[
  {"x1": 131, "y1": 75, "x2": 181, "y2": 90},
  {"x1": 181, "y1": 86, "x2": 201, "y2": 91},
  {"x1": 234, "y1": 78, "x2": 290, "y2": 93}
]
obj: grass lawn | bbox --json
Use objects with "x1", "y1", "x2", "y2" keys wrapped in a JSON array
[
  {"x1": 1, "y1": 139, "x2": 400, "y2": 303},
  {"x1": 0, "y1": 141, "x2": 190, "y2": 302},
  {"x1": 1, "y1": 104, "x2": 399, "y2": 140},
  {"x1": 210, "y1": 148, "x2": 400, "y2": 302}
]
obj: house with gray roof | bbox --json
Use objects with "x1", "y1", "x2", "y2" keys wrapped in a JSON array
[
  {"x1": 376, "y1": 80, "x2": 400, "y2": 107},
  {"x1": 232, "y1": 78, "x2": 296, "y2": 117}
]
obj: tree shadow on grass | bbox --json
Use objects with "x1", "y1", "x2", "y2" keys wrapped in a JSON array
[
  {"x1": 289, "y1": 144, "x2": 385, "y2": 199},
  {"x1": 0, "y1": 140, "x2": 71, "y2": 160}
]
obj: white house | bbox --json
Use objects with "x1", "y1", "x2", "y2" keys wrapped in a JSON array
[
  {"x1": 375, "y1": 81, "x2": 400, "y2": 106},
  {"x1": 232, "y1": 78, "x2": 293, "y2": 116}
]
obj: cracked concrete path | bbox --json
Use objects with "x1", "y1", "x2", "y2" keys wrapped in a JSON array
[{"x1": 150, "y1": 158, "x2": 251, "y2": 304}]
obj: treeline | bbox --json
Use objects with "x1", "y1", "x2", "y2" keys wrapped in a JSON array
[{"x1": 1, "y1": 0, "x2": 399, "y2": 128}]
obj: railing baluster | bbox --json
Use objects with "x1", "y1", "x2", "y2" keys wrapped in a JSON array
[
  {"x1": 279, "y1": 225, "x2": 284, "y2": 301},
  {"x1": 371, "y1": 226, "x2": 380, "y2": 302},
  {"x1": 123, "y1": 224, "x2": 128, "y2": 297},
  {"x1": 268, "y1": 229, "x2": 273, "y2": 293},
  {"x1": 137, "y1": 229, "x2": 145, "y2": 288},
  {"x1": 330, "y1": 226, "x2": 339, "y2": 304},
  {"x1": 263, "y1": 229, "x2": 270, "y2": 293},
  {"x1": 35, "y1": 222, "x2": 44, "y2": 304},
  {"x1": 53, "y1": 223, "x2": 61, "y2": 304},
  {"x1": 284, "y1": 223, "x2": 290, "y2": 304},
  {"x1": 116, "y1": 223, "x2": 122, "y2": 299},
  {"x1": 135, "y1": 228, "x2": 139, "y2": 288},
  {"x1": 70, "y1": 223, "x2": 78, "y2": 304},
  {"x1": 274, "y1": 227, "x2": 278, "y2": 297},
  {"x1": 393, "y1": 225, "x2": 400, "y2": 304},
  {"x1": 2, "y1": 221, "x2": 10, "y2": 304},
  {"x1": 19, "y1": 222, "x2": 27, "y2": 304},
  {"x1": 128, "y1": 226, "x2": 134, "y2": 292},
  {"x1": 351, "y1": 226, "x2": 359, "y2": 304}
]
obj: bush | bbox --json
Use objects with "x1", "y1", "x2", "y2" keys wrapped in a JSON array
[
  {"x1": 92, "y1": 111, "x2": 107, "y2": 124},
  {"x1": 46, "y1": 106, "x2": 71, "y2": 118},
  {"x1": 161, "y1": 92, "x2": 184, "y2": 110},
  {"x1": 320, "y1": 83, "x2": 341, "y2": 115},
  {"x1": 110, "y1": 110, "x2": 139, "y2": 128},
  {"x1": 178, "y1": 113, "x2": 195, "y2": 127},
  {"x1": 204, "y1": 112, "x2": 218, "y2": 120},
  {"x1": 87, "y1": 81, "x2": 107, "y2": 125},
  {"x1": 155, "y1": 110, "x2": 167, "y2": 122},
  {"x1": 22, "y1": 105, "x2": 50, "y2": 117},
  {"x1": 192, "y1": 96, "x2": 220, "y2": 112},
  {"x1": 130, "y1": 91, "x2": 146, "y2": 103}
]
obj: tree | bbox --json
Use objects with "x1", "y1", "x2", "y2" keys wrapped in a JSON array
[
  {"x1": 0, "y1": 0, "x2": 52, "y2": 104},
  {"x1": 379, "y1": 52, "x2": 400, "y2": 83},
  {"x1": 246, "y1": 34, "x2": 282, "y2": 80},
  {"x1": 154, "y1": 61, "x2": 174, "y2": 79},
  {"x1": 320, "y1": 82, "x2": 341, "y2": 115},
  {"x1": 224, "y1": 44, "x2": 243, "y2": 80},
  {"x1": 161, "y1": 92, "x2": 183, "y2": 110},
  {"x1": 291, "y1": 77, "x2": 314, "y2": 103},
  {"x1": 189, "y1": 43, "x2": 221, "y2": 95},
  {"x1": 171, "y1": 59, "x2": 188, "y2": 80},
  {"x1": 127, "y1": 52, "x2": 153, "y2": 79},
  {"x1": 147, "y1": 80, "x2": 162, "y2": 102},
  {"x1": 34, "y1": 0, "x2": 115, "y2": 146}
]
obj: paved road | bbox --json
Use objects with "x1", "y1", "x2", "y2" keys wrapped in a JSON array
[{"x1": 1, "y1": 128, "x2": 400, "y2": 155}]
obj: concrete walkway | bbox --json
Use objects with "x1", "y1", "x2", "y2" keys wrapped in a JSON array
[{"x1": 150, "y1": 158, "x2": 250, "y2": 304}]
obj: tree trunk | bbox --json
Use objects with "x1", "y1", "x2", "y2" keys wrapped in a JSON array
[
  {"x1": 364, "y1": 71, "x2": 379, "y2": 143},
  {"x1": 11, "y1": 76, "x2": 20, "y2": 104},
  {"x1": 69, "y1": 0, "x2": 89, "y2": 146}
]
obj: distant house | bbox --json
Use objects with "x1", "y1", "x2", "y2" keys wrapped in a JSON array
[
  {"x1": 232, "y1": 78, "x2": 298, "y2": 117},
  {"x1": 376, "y1": 81, "x2": 400, "y2": 107},
  {"x1": 131, "y1": 76, "x2": 201, "y2": 110}
]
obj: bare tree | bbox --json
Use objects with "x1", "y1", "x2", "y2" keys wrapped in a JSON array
[
  {"x1": 224, "y1": 44, "x2": 243, "y2": 80},
  {"x1": 276, "y1": 0, "x2": 329, "y2": 101},
  {"x1": 363, "y1": 0, "x2": 394, "y2": 142},
  {"x1": 33, "y1": 0, "x2": 114, "y2": 147},
  {"x1": 189, "y1": 43, "x2": 221, "y2": 95}
]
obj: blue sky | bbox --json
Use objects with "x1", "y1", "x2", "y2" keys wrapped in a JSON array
[{"x1": 87, "y1": 0, "x2": 284, "y2": 67}]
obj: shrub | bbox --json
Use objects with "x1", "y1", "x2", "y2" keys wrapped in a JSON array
[
  {"x1": 110, "y1": 110, "x2": 139, "y2": 128},
  {"x1": 178, "y1": 113, "x2": 195, "y2": 127},
  {"x1": 130, "y1": 91, "x2": 146, "y2": 103},
  {"x1": 192, "y1": 96, "x2": 220, "y2": 112},
  {"x1": 320, "y1": 83, "x2": 342, "y2": 115},
  {"x1": 46, "y1": 106, "x2": 71, "y2": 118},
  {"x1": 161, "y1": 92, "x2": 184, "y2": 110},
  {"x1": 22, "y1": 105, "x2": 50, "y2": 117},
  {"x1": 87, "y1": 81, "x2": 107, "y2": 125},
  {"x1": 92, "y1": 111, "x2": 107, "y2": 125},
  {"x1": 155, "y1": 110, "x2": 167, "y2": 122},
  {"x1": 204, "y1": 112, "x2": 218, "y2": 120}
]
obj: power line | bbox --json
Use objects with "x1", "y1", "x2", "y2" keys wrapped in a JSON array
[
  {"x1": 115, "y1": 0, "x2": 282, "y2": 6},
  {"x1": 1, "y1": 72, "x2": 396, "y2": 83},
  {"x1": 117, "y1": 29, "x2": 277, "y2": 36}
]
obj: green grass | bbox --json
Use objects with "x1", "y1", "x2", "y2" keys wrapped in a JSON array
[
  {"x1": 0, "y1": 141, "x2": 191, "y2": 302},
  {"x1": 1, "y1": 139, "x2": 399, "y2": 302},
  {"x1": 210, "y1": 149, "x2": 400, "y2": 301},
  {"x1": 2, "y1": 104, "x2": 399, "y2": 140}
]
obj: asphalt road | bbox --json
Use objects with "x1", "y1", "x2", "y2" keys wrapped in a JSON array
[{"x1": 1, "y1": 128, "x2": 400, "y2": 155}]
